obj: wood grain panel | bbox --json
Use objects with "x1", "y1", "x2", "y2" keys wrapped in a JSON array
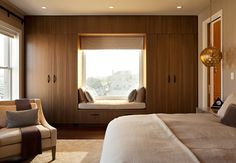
[
  {"x1": 146, "y1": 34, "x2": 170, "y2": 113},
  {"x1": 76, "y1": 109, "x2": 147, "y2": 124},
  {"x1": 25, "y1": 16, "x2": 198, "y2": 123},
  {"x1": 169, "y1": 34, "x2": 183, "y2": 113},
  {"x1": 52, "y1": 34, "x2": 78, "y2": 123},
  {"x1": 25, "y1": 34, "x2": 53, "y2": 122},
  {"x1": 181, "y1": 34, "x2": 198, "y2": 113},
  {"x1": 147, "y1": 16, "x2": 197, "y2": 34},
  {"x1": 25, "y1": 16, "x2": 197, "y2": 34}
]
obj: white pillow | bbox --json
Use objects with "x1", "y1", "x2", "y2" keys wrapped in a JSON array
[{"x1": 218, "y1": 94, "x2": 236, "y2": 119}]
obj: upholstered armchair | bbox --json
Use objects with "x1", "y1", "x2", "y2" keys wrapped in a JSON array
[{"x1": 0, "y1": 99, "x2": 57, "y2": 161}]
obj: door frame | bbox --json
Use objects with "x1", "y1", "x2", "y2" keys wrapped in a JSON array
[{"x1": 200, "y1": 9, "x2": 223, "y2": 109}]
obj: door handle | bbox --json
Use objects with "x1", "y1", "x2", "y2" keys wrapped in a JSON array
[
  {"x1": 168, "y1": 75, "x2": 170, "y2": 83},
  {"x1": 53, "y1": 75, "x2": 57, "y2": 83},
  {"x1": 174, "y1": 75, "x2": 176, "y2": 83},
  {"x1": 47, "y1": 75, "x2": 50, "y2": 83},
  {"x1": 90, "y1": 113, "x2": 100, "y2": 116}
]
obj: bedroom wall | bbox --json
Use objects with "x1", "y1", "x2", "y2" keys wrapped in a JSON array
[
  {"x1": 198, "y1": 0, "x2": 236, "y2": 107},
  {"x1": 0, "y1": 0, "x2": 25, "y2": 98}
]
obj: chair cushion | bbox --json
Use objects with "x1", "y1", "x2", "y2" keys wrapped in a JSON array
[{"x1": 0, "y1": 125, "x2": 50, "y2": 146}]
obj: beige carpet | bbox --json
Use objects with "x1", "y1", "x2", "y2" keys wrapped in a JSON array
[{"x1": 31, "y1": 139, "x2": 103, "y2": 163}]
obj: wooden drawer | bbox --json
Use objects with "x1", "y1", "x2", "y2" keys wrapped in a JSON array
[
  {"x1": 75, "y1": 109, "x2": 148, "y2": 124},
  {"x1": 76, "y1": 110, "x2": 113, "y2": 124}
]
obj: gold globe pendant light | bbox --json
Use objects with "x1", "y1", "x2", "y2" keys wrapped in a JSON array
[
  {"x1": 200, "y1": 0, "x2": 222, "y2": 67},
  {"x1": 200, "y1": 46, "x2": 222, "y2": 67}
]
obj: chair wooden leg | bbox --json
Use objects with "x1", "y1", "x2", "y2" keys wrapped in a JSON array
[{"x1": 52, "y1": 146, "x2": 56, "y2": 160}]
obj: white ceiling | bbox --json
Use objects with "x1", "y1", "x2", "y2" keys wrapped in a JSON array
[{"x1": 8, "y1": 0, "x2": 209, "y2": 15}]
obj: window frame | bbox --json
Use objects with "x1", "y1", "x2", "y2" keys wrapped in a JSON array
[
  {"x1": 82, "y1": 49, "x2": 144, "y2": 100},
  {"x1": 0, "y1": 20, "x2": 21, "y2": 101}
]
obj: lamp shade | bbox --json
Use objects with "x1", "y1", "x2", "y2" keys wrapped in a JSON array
[{"x1": 200, "y1": 46, "x2": 222, "y2": 67}]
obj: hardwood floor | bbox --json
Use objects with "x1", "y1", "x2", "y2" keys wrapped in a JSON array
[{"x1": 56, "y1": 125, "x2": 107, "y2": 139}]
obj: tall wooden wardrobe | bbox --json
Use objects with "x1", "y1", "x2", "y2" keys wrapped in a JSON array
[
  {"x1": 25, "y1": 33, "x2": 78, "y2": 123},
  {"x1": 146, "y1": 16, "x2": 198, "y2": 114}
]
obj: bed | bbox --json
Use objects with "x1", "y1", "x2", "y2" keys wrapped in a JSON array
[{"x1": 100, "y1": 113, "x2": 236, "y2": 163}]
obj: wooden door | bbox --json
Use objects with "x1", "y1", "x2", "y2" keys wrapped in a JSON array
[
  {"x1": 169, "y1": 34, "x2": 183, "y2": 113},
  {"x1": 181, "y1": 34, "x2": 198, "y2": 113},
  {"x1": 213, "y1": 20, "x2": 221, "y2": 101},
  {"x1": 208, "y1": 19, "x2": 222, "y2": 106},
  {"x1": 52, "y1": 34, "x2": 78, "y2": 123},
  {"x1": 26, "y1": 34, "x2": 53, "y2": 122},
  {"x1": 155, "y1": 34, "x2": 170, "y2": 113}
]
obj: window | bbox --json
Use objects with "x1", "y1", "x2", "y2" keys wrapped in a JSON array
[
  {"x1": 0, "y1": 34, "x2": 12, "y2": 100},
  {"x1": 80, "y1": 35, "x2": 144, "y2": 99},
  {"x1": 0, "y1": 24, "x2": 19, "y2": 100},
  {"x1": 83, "y1": 50, "x2": 142, "y2": 99}
]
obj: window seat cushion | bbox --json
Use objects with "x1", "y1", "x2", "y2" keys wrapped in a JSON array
[{"x1": 78, "y1": 100, "x2": 146, "y2": 109}]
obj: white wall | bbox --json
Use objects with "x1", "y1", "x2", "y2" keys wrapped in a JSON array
[{"x1": 198, "y1": 0, "x2": 236, "y2": 107}]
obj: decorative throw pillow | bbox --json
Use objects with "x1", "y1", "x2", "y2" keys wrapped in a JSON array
[
  {"x1": 6, "y1": 109, "x2": 39, "y2": 128},
  {"x1": 217, "y1": 94, "x2": 236, "y2": 119},
  {"x1": 135, "y1": 87, "x2": 146, "y2": 102},
  {"x1": 221, "y1": 104, "x2": 236, "y2": 128},
  {"x1": 85, "y1": 91, "x2": 94, "y2": 103},
  {"x1": 0, "y1": 105, "x2": 16, "y2": 128},
  {"x1": 78, "y1": 88, "x2": 88, "y2": 103},
  {"x1": 128, "y1": 89, "x2": 137, "y2": 102}
]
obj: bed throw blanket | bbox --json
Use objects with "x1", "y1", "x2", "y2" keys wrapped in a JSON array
[
  {"x1": 100, "y1": 114, "x2": 200, "y2": 163},
  {"x1": 158, "y1": 113, "x2": 236, "y2": 163},
  {"x1": 15, "y1": 99, "x2": 42, "y2": 159}
]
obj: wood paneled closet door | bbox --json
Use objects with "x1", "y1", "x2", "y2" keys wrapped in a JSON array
[
  {"x1": 155, "y1": 34, "x2": 170, "y2": 113},
  {"x1": 169, "y1": 34, "x2": 183, "y2": 113},
  {"x1": 154, "y1": 34, "x2": 197, "y2": 113},
  {"x1": 52, "y1": 34, "x2": 78, "y2": 123},
  {"x1": 26, "y1": 34, "x2": 53, "y2": 122},
  {"x1": 181, "y1": 34, "x2": 198, "y2": 113}
]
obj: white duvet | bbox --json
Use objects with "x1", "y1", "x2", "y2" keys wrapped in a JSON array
[
  {"x1": 100, "y1": 114, "x2": 199, "y2": 163},
  {"x1": 100, "y1": 113, "x2": 236, "y2": 163}
]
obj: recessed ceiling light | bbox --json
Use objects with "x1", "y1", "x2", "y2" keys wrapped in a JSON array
[
  {"x1": 41, "y1": 6, "x2": 47, "y2": 9},
  {"x1": 177, "y1": 6, "x2": 182, "y2": 9},
  {"x1": 109, "y1": 6, "x2": 114, "y2": 9}
]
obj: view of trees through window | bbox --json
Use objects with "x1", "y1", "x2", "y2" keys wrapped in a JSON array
[
  {"x1": 84, "y1": 50, "x2": 142, "y2": 98},
  {"x1": 0, "y1": 34, "x2": 11, "y2": 100}
]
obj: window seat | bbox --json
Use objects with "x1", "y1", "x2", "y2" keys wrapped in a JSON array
[{"x1": 78, "y1": 100, "x2": 146, "y2": 109}]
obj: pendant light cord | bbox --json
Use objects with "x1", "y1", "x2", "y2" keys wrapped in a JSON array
[
  {"x1": 210, "y1": 0, "x2": 213, "y2": 47},
  {"x1": 210, "y1": 0, "x2": 212, "y2": 22}
]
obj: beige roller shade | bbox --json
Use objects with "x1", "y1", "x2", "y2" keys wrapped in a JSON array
[
  {"x1": 0, "y1": 24, "x2": 17, "y2": 38},
  {"x1": 80, "y1": 36, "x2": 144, "y2": 50}
]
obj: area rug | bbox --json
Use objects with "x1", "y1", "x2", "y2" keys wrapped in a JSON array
[{"x1": 31, "y1": 139, "x2": 103, "y2": 163}]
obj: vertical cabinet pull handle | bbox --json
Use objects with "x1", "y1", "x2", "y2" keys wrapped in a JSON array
[
  {"x1": 53, "y1": 75, "x2": 57, "y2": 83},
  {"x1": 47, "y1": 75, "x2": 50, "y2": 83},
  {"x1": 168, "y1": 75, "x2": 170, "y2": 83},
  {"x1": 174, "y1": 75, "x2": 176, "y2": 83}
]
